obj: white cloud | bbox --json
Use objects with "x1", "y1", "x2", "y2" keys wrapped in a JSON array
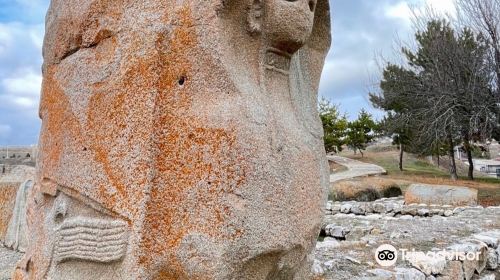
[
  {"x1": 0, "y1": 1, "x2": 47, "y2": 145},
  {"x1": 0, "y1": 25, "x2": 14, "y2": 56},
  {"x1": 425, "y1": 0, "x2": 456, "y2": 16},
  {"x1": 11, "y1": 97, "x2": 37, "y2": 108},
  {"x1": 0, "y1": 23, "x2": 44, "y2": 82},
  {"x1": 2, "y1": 69, "x2": 42, "y2": 97},
  {"x1": 30, "y1": 33, "x2": 44, "y2": 50},
  {"x1": 385, "y1": 2, "x2": 413, "y2": 24},
  {"x1": 321, "y1": 57, "x2": 376, "y2": 95},
  {"x1": 29, "y1": 25, "x2": 44, "y2": 50},
  {"x1": 0, "y1": 22, "x2": 43, "y2": 57},
  {"x1": 0, "y1": 22, "x2": 43, "y2": 113},
  {"x1": 385, "y1": 0, "x2": 456, "y2": 24},
  {"x1": 0, "y1": 21, "x2": 44, "y2": 144}
]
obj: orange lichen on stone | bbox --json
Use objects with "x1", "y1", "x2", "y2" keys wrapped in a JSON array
[
  {"x1": 20, "y1": 0, "x2": 332, "y2": 278},
  {"x1": 137, "y1": 6, "x2": 247, "y2": 274},
  {"x1": 38, "y1": 66, "x2": 84, "y2": 176},
  {"x1": 87, "y1": 91, "x2": 128, "y2": 198}
]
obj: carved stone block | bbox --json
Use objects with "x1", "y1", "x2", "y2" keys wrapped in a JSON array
[
  {"x1": 54, "y1": 218, "x2": 128, "y2": 264},
  {"x1": 16, "y1": 0, "x2": 331, "y2": 279}
]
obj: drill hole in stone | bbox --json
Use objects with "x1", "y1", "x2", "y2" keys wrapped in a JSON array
[
  {"x1": 178, "y1": 76, "x2": 186, "y2": 86},
  {"x1": 309, "y1": 0, "x2": 315, "y2": 12},
  {"x1": 54, "y1": 212, "x2": 65, "y2": 224}
]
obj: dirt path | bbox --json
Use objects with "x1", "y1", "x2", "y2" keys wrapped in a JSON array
[{"x1": 328, "y1": 155, "x2": 387, "y2": 183}]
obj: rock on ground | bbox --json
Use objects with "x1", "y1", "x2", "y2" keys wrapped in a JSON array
[
  {"x1": 405, "y1": 184, "x2": 478, "y2": 206},
  {"x1": 394, "y1": 268, "x2": 426, "y2": 280},
  {"x1": 407, "y1": 254, "x2": 446, "y2": 276},
  {"x1": 315, "y1": 200, "x2": 500, "y2": 280}
]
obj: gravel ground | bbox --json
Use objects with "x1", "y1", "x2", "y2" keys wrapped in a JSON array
[{"x1": 315, "y1": 203, "x2": 500, "y2": 280}]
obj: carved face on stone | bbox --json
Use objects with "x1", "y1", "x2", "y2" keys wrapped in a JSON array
[{"x1": 262, "y1": 0, "x2": 316, "y2": 54}]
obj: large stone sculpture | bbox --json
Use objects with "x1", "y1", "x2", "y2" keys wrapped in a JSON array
[{"x1": 15, "y1": 0, "x2": 331, "y2": 279}]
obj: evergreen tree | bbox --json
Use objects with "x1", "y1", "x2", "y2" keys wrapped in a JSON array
[
  {"x1": 319, "y1": 98, "x2": 348, "y2": 154},
  {"x1": 371, "y1": 19, "x2": 497, "y2": 180},
  {"x1": 346, "y1": 109, "x2": 377, "y2": 157}
]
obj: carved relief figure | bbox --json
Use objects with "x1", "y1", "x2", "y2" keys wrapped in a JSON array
[{"x1": 16, "y1": 0, "x2": 331, "y2": 279}]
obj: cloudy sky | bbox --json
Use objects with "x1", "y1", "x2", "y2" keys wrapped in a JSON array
[{"x1": 0, "y1": 0, "x2": 455, "y2": 146}]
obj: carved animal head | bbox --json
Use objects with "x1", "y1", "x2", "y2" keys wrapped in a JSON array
[{"x1": 248, "y1": 0, "x2": 317, "y2": 54}]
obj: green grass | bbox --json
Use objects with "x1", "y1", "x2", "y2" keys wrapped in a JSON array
[
  {"x1": 471, "y1": 176, "x2": 500, "y2": 184},
  {"x1": 348, "y1": 150, "x2": 451, "y2": 178},
  {"x1": 398, "y1": 161, "x2": 450, "y2": 177}
]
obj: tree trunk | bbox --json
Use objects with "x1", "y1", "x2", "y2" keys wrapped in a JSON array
[
  {"x1": 494, "y1": 46, "x2": 500, "y2": 98},
  {"x1": 463, "y1": 139, "x2": 474, "y2": 180},
  {"x1": 399, "y1": 143, "x2": 404, "y2": 171},
  {"x1": 360, "y1": 149, "x2": 364, "y2": 158},
  {"x1": 448, "y1": 135, "x2": 458, "y2": 180},
  {"x1": 437, "y1": 153, "x2": 440, "y2": 167}
]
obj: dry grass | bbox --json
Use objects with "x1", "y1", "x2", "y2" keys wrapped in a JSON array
[{"x1": 331, "y1": 177, "x2": 405, "y2": 201}]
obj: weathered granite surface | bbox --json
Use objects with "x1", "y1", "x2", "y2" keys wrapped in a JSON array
[
  {"x1": 4, "y1": 180, "x2": 32, "y2": 252},
  {"x1": 0, "y1": 166, "x2": 35, "y2": 247},
  {"x1": 16, "y1": 1, "x2": 331, "y2": 279},
  {"x1": 0, "y1": 184, "x2": 18, "y2": 246},
  {"x1": 0, "y1": 246, "x2": 22, "y2": 280}
]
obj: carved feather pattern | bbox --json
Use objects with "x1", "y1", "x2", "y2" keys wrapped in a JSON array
[{"x1": 54, "y1": 218, "x2": 128, "y2": 263}]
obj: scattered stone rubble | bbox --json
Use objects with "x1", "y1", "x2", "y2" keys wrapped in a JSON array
[
  {"x1": 315, "y1": 197, "x2": 500, "y2": 280},
  {"x1": 357, "y1": 232, "x2": 500, "y2": 280},
  {"x1": 326, "y1": 197, "x2": 483, "y2": 218}
]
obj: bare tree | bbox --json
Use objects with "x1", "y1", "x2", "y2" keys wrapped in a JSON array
[{"x1": 456, "y1": 0, "x2": 500, "y2": 91}]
